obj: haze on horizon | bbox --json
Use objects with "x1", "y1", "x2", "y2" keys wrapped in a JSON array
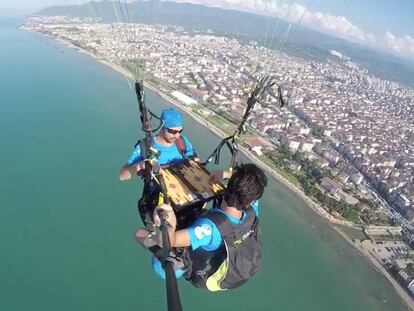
[{"x1": 2, "y1": 0, "x2": 414, "y2": 63}]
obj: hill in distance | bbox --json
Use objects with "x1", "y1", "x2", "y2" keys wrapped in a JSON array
[{"x1": 37, "y1": 0, "x2": 414, "y2": 88}]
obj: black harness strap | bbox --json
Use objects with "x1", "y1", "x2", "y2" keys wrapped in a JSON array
[
  {"x1": 134, "y1": 81, "x2": 183, "y2": 311},
  {"x1": 203, "y1": 75, "x2": 277, "y2": 169}
]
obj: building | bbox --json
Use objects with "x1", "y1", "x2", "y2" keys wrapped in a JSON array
[
  {"x1": 171, "y1": 91, "x2": 197, "y2": 106},
  {"x1": 320, "y1": 177, "x2": 341, "y2": 195},
  {"x1": 300, "y1": 141, "x2": 315, "y2": 153}
]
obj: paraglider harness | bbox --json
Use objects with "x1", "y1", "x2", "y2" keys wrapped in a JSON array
[
  {"x1": 136, "y1": 135, "x2": 197, "y2": 229},
  {"x1": 177, "y1": 75, "x2": 282, "y2": 290},
  {"x1": 132, "y1": 75, "x2": 283, "y2": 311},
  {"x1": 184, "y1": 204, "x2": 262, "y2": 291},
  {"x1": 203, "y1": 75, "x2": 282, "y2": 169}
]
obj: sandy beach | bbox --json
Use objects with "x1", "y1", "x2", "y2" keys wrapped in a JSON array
[{"x1": 52, "y1": 36, "x2": 413, "y2": 310}]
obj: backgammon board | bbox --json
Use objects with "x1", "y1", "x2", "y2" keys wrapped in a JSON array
[{"x1": 159, "y1": 160, "x2": 225, "y2": 210}]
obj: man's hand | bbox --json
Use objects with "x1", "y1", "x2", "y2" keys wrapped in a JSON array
[
  {"x1": 209, "y1": 170, "x2": 232, "y2": 183},
  {"x1": 153, "y1": 203, "x2": 177, "y2": 232},
  {"x1": 119, "y1": 167, "x2": 132, "y2": 181},
  {"x1": 135, "y1": 160, "x2": 146, "y2": 172},
  {"x1": 118, "y1": 161, "x2": 146, "y2": 181}
]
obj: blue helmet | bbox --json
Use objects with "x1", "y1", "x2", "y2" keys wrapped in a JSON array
[{"x1": 161, "y1": 108, "x2": 184, "y2": 128}]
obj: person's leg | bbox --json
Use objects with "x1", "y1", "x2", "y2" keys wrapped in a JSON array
[
  {"x1": 137, "y1": 186, "x2": 159, "y2": 229},
  {"x1": 137, "y1": 196, "x2": 148, "y2": 225},
  {"x1": 151, "y1": 255, "x2": 186, "y2": 279}
]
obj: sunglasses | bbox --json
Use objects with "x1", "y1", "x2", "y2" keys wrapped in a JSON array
[{"x1": 166, "y1": 128, "x2": 183, "y2": 135}]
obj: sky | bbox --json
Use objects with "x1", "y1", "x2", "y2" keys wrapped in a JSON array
[{"x1": 2, "y1": 0, "x2": 413, "y2": 61}]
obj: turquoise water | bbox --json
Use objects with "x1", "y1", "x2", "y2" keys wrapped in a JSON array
[{"x1": 0, "y1": 17, "x2": 409, "y2": 311}]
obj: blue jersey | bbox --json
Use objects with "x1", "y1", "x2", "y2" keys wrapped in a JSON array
[{"x1": 127, "y1": 135, "x2": 195, "y2": 166}]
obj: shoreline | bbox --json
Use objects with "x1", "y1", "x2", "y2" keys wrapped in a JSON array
[
  {"x1": 53, "y1": 36, "x2": 413, "y2": 310},
  {"x1": 335, "y1": 227, "x2": 414, "y2": 310}
]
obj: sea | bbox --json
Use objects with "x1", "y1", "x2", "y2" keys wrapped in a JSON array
[{"x1": 0, "y1": 16, "x2": 409, "y2": 311}]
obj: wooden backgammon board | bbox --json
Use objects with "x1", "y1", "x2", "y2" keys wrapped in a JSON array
[{"x1": 159, "y1": 160, "x2": 225, "y2": 210}]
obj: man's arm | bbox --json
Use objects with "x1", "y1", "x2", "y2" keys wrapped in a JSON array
[
  {"x1": 153, "y1": 204, "x2": 218, "y2": 250},
  {"x1": 168, "y1": 223, "x2": 218, "y2": 250},
  {"x1": 170, "y1": 229, "x2": 191, "y2": 248},
  {"x1": 118, "y1": 161, "x2": 145, "y2": 181},
  {"x1": 152, "y1": 204, "x2": 190, "y2": 247},
  {"x1": 134, "y1": 226, "x2": 191, "y2": 249},
  {"x1": 119, "y1": 144, "x2": 145, "y2": 181}
]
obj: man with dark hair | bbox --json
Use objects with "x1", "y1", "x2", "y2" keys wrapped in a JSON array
[{"x1": 136, "y1": 163, "x2": 268, "y2": 290}]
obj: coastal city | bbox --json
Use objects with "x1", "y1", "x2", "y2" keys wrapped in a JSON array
[{"x1": 23, "y1": 15, "x2": 414, "y2": 303}]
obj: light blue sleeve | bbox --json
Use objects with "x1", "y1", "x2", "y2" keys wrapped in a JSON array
[
  {"x1": 182, "y1": 135, "x2": 196, "y2": 157},
  {"x1": 127, "y1": 144, "x2": 143, "y2": 165},
  {"x1": 187, "y1": 217, "x2": 222, "y2": 251},
  {"x1": 251, "y1": 200, "x2": 259, "y2": 216}
]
